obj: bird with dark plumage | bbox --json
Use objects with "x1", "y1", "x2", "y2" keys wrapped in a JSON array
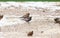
[{"x1": 20, "y1": 13, "x2": 32, "y2": 22}]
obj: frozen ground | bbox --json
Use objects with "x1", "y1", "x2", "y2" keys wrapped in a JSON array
[{"x1": 0, "y1": 2, "x2": 60, "y2": 38}]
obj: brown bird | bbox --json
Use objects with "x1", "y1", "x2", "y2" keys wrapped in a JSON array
[
  {"x1": 20, "y1": 13, "x2": 32, "y2": 22},
  {"x1": 54, "y1": 18, "x2": 60, "y2": 24},
  {"x1": 27, "y1": 31, "x2": 33, "y2": 36},
  {"x1": 0, "y1": 15, "x2": 3, "y2": 20},
  {"x1": 21, "y1": 13, "x2": 30, "y2": 18}
]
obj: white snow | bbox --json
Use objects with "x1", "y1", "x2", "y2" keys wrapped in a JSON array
[
  {"x1": 0, "y1": 2, "x2": 59, "y2": 9},
  {"x1": 0, "y1": 15, "x2": 25, "y2": 26},
  {"x1": 0, "y1": 2, "x2": 60, "y2": 26}
]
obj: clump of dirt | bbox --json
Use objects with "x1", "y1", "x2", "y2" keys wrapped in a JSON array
[
  {"x1": 27, "y1": 31, "x2": 33, "y2": 36},
  {"x1": 0, "y1": 15, "x2": 3, "y2": 20},
  {"x1": 41, "y1": 31, "x2": 44, "y2": 33},
  {"x1": 54, "y1": 18, "x2": 60, "y2": 24}
]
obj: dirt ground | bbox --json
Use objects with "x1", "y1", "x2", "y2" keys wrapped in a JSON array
[{"x1": 0, "y1": 2, "x2": 60, "y2": 38}]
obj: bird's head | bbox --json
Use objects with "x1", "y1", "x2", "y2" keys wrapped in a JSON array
[{"x1": 26, "y1": 13, "x2": 30, "y2": 16}]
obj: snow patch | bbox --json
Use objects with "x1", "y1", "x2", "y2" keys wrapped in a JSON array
[{"x1": 0, "y1": 15, "x2": 25, "y2": 26}]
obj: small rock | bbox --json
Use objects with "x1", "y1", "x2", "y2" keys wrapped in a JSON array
[
  {"x1": 0, "y1": 15, "x2": 3, "y2": 20},
  {"x1": 54, "y1": 18, "x2": 60, "y2": 24},
  {"x1": 41, "y1": 31, "x2": 44, "y2": 33},
  {"x1": 27, "y1": 31, "x2": 33, "y2": 36}
]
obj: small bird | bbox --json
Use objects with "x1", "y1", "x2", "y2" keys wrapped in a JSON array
[
  {"x1": 54, "y1": 18, "x2": 60, "y2": 24},
  {"x1": 20, "y1": 13, "x2": 32, "y2": 22},
  {"x1": 21, "y1": 13, "x2": 30, "y2": 18},
  {"x1": 0, "y1": 15, "x2": 3, "y2": 20},
  {"x1": 27, "y1": 31, "x2": 33, "y2": 36}
]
